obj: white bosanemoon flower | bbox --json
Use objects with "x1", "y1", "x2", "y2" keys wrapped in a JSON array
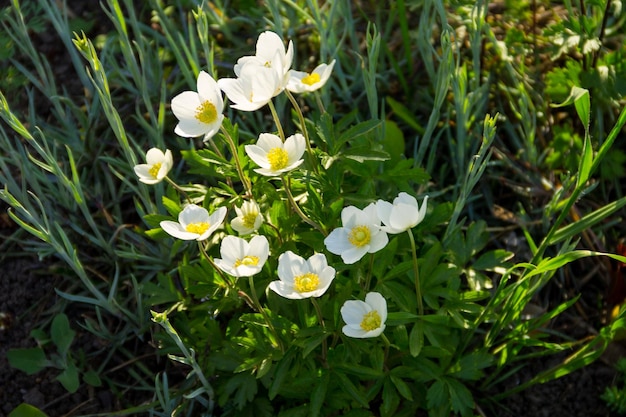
[
  {"x1": 231, "y1": 200, "x2": 264, "y2": 235},
  {"x1": 376, "y1": 193, "x2": 429, "y2": 234},
  {"x1": 133, "y1": 148, "x2": 173, "y2": 185},
  {"x1": 171, "y1": 71, "x2": 224, "y2": 140},
  {"x1": 217, "y1": 63, "x2": 282, "y2": 111},
  {"x1": 324, "y1": 203, "x2": 388, "y2": 264},
  {"x1": 234, "y1": 31, "x2": 293, "y2": 93},
  {"x1": 160, "y1": 204, "x2": 227, "y2": 241},
  {"x1": 214, "y1": 235, "x2": 269, "y2": 277},
  {"x1": 245, "y1": 133, "x2": 306, "y2": 176},
  {"x1": 287, "y1": 59, "x2": 336, "y2": 94},
  {"x1": 341, "y1": 292, "x2": 387, "y2": 338},
  {"x1": 268, "y1": 251, "x2": 336, "y2": 299}
]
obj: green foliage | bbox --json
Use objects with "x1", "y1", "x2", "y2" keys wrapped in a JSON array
[
  {"x1": 2, "y1": 0, "x2": 626, "y2": 416},
  {"x1": 602, "y1": 357, "x2": 626, "y2": 414}
]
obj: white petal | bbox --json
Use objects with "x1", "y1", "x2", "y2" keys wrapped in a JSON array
[
  {"x1": 160, "y1": 220, "x2": 198, "y2": 240},
  {"x1": 324, "y1": 228, "x2": 351, "y2": 255},
  {"x1": 388, "y1": 203, "x2": 418, "y2": 232},
  {"x1": 196, "y1": 71, "x2": 223, "y2": 112},
  {"x1": 284, "y1": 133, "x2": 306, "y2": 163},
  {"x1": 342, "y1": 325, "x2": 368, "y2": 338},
  {"x1": 175, "y1": 119, "x2": 210, "y2": 138},
  {"x1": 306, "y1": 253, "x2": 328, "y2": 274},
  {"x1": 256, "y1": 31, "x2": 286, "y2": 62},
  {"x1": 341, "y1": 246, "x2": 368, "y2": 264},
  {"x1": 171, "y1": 91, "x2": 201, "y2": 121},
  {"x1": 367, "y1": 229, "x2": 389, "y2": 253},
  {"x1": 362, "y1": 202, "x2": 381, "y2": 225},
  {"x1": 277, "y1": 251, "x2": 305, "y2": 283},
  {"x1": 340, "y1": 206, "x2": 362, "y2": 228},
  {"x1": 341, "y1": 300, "x2": 370, "y2": 325},
  {"x1": 257, "y1": 133, "x2": 283, "y2": 152},
  {"x1": 248, "y1": 235, "x2": 270, "y2": 265},
  {"x1": 245, "y1": 144, "x2": 270, "y2": 169},
  {"x1": 178, "y1": 205, "x2": 210, "y2": 227},
  {"x1": 365, "y1": 292, "x2": 388, "y2": 323},
  {"x1": 376, "y1": 200, "x2": 393, "y2": 226},
  {"x1": 220, "y1": 235, "x2": 248, "y2": 263}
]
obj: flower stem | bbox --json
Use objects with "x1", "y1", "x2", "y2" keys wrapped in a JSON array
[
  {"x1": 407, "y1": 230, "x2": 424, "y2": 316},
  {"x1": 364, "y1": 253, "x2": 374, "y2": 292},
  {"x1": 248, "y1": 275, "x2": 284, "y2": 353},
  {"x1": 268, "y1": 100, "x2": 285, "y2": 142},
  {"x1": 164, "y1": 176, "x2": 192, "y2": 204},
  {"x1": 281, "y1": 175, "x2": 326, "y2": 236},
  {"x1": 197, "y1": 241, "x2": 234, "y2": 293},
  {"x1": 220, "y1": 126, "x2": 253, "y2": 197},
  {"x1": 285, "y1": 90, "x2": 318, "y2": 175},
  {"x1": 310, "y1": 298, "x2": 328, "y2": 366}
]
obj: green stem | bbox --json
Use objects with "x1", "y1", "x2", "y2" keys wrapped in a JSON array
[
  {"x1": 314, "y1": 91, "x2": 326, "y2": 114},
  {"x1": 407, "y1": 230, "x2": 424, "y2": 315},
  {"x1": 310, "y1": 298, "x2": 328, "y2": 366},
  {"x1": 164, "y1": 176, "x2": 192, "y2": 204},
  {"x1": 220, "y1": 126, "x2": 253, "y2": 197},
  {"x1": 248, "y1": 275, "x2": 285, "y2": 353},
  {"x1": 198, "y1": 241, "x2": 234, "y2": 293},
  {"x1": 268, "y1": 100, "x2": 285, "y2": 142},
  {"x1": 281, "y1": 175, "x2": 326, "y2": 236},
  {"x1": 285, "y1": 90, "x2": 318, "y2": 174},
  {"x1": 364, "y1": 253, "x2": 375, "y2": 292}
]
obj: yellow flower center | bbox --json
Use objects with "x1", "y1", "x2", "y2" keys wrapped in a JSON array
[
  {"x1": 149, "y1": 162, "x2": 162, "y2": 178},
  {"x1": 360, "y1": 310, "x2": 382, "y2": 331},
  {"x1": 234, "y1": 256, "x2": 259, "y2": 268},
  {"x1": 302, "y1": 72, "x2": 321, "y2": 86},
  {"x1": 293, "y1": 272, "x2": 320, "y2": 293},
  {"x1": 348, "y1": 225, "x2": 371, "y2": 247},
  {"x1": 186, "y1": 222, "x2": 210, "y2": 235},
  {"x1": 267, "y1": 147, "x2": 289, "y2": 171},
  {"x1": 242, "y1": 212, "x2": 259, "y2": 229},
  {"x1": 195, "y1": 100, "x2": 218, "y2": 124}
]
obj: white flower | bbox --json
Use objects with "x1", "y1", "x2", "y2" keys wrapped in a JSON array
[
  {"x1": 287, "y1": 59, "x2": 336, "y2": 93},
  {"x1": 160, "y1": 204, "x2": 227, "y2": 241},
  {"x1": 231, "y1": 200, "x2": 264, "y2": 235},
  {"x1": 234, "y1": 31, "x2": 293, "y2": 94},
  {"x1": 133, "y1": 148, "x2": 173, "y2": 185},
  {"x1": 268, "y1": 251, "x2": 336, "y2": 299},
  {"x1": 214, "y1": 235, "x2": 269, "y2": 277},
  {"x1": 217, "y1": 64, "x2": 282, "y2": 111},
  {"x1": 341, "y1": 292, "x2": 387, "y2": 338},
  {"x1": 171, "y1": 71, "x2": 224, "y2": 140},
  {"x1": 324, "y1": 203, "x2": 388, "y2": 264},
  {"x1": 245, "y1": 133, "x2": 306, "y2": 176},
  {"x1": 376, "y1": 193, "x2": 429, "y2": 234}
]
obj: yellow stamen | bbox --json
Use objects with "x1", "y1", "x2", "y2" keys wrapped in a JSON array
[
  {"x1": 149, "y1": 162, "x2": 162, "y2": 178},
  {"x1": 293, "y1": 272, "x2": 320, "y2": 293},
  {"x1": 242, "y1": 212, "x2": 259, "y2": 229},
  {"x1": 360, "y1": 310, "x2": 381, "y2": 331},
  {"x1": 348, "y1": 225, "x2": 371, "y2": 247},
  {"x1": 267, "y1": 147, "x2": 289, "y2": 171},
  {"x1": 301, "y1": 72, "x2": 320, "y2": 86},
  {"x1": 234, "y1": 256, "x2": 259, "y2": 268},
  {"x1": 185, "y1": 222, "x2": 210, "y2": 235},
  {"x1": 195, "y1": 100, "x2": 218, "y2": 124}
]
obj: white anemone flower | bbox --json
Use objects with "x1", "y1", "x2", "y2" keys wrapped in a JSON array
[
  {"x1": 171, "y1": 71, "x2": 224, "y2": 140},
  {"x1": 214, "y1": 235, "x2": 269, "y2": 277},
  {"x1": 376, "y1": 193, "x2": 429, "y2": 234},
  {"x1": 231, "y1": 200, "x2": 264, "y2": 235},
  {"x1": 133, "y1": 148, "x2": 173, "y2": 185},
  {"x1": 234, "y1": 31, "x2": 294, "y2": 93},
  {"x1": 324, "y1": 203, "x2": 388, "y2": 264},
  {"x1": 217, "y1": 63, "x2": 282, "y2": 111},
  {"x1": 160, "y1": 204, "x2": 227, "y2": 241},
  {"x1": 268, "y1": 251, "x2": 336, "y2": 299},
  {"x1": 287, "y1": 59, "x2": 336, "y2": 94},
  {"x1": 245, "y1": 133, "x2": 306, "y2": 176},
  {"x1": 341, "y1": 292, "x2": 387, "y2": 338}
]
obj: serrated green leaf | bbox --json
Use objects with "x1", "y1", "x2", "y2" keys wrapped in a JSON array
[{"x1": 309, "y1": 371, "x2": 329, "y2": 417}]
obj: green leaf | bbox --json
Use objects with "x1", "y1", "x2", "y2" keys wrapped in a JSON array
[
  {"x1": 336, "y1": 119, "x2": 382, "y2": 152},
  {"x1": 8, "y1": 403, "x2": 50, "y2": 417},
  {"x1": 83, "y1": 369, "x2": 102, "y2": 387},
  {"x1": 50, "y1": 314, "x2": 75, "y2": 357},
  {"x1": 386, "y1": 96, "x2": 425, "y2": 134},
  {"x1": 161, "y1": 196, "x2": 181, "y2": 218},
  {"x1": 409, "y1": 322, "x2": 423, "y2": 357},
  {"x1": 334, "y1": 371, "x2": 369, "y2": 408},
  {"x1": 341, "y1": 146, "x2": 389, "y2": 163},
  {"x1": 7, "y1": 347, "x2": 47, "y2": 375},
  {"x1": 269, "y1": 349, "x2": 295, "y2": 399},
  {"x1": 309, "y1": 371, "x2": 329, "y2": 417},
  {"x1": 390, "y1": 375, "x2": 413, "y2": 401},
  {"x1": 56, "y1": 361, "x2": 80, "y2": 393}
]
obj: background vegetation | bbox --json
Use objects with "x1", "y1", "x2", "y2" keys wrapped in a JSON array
[{"x1": 1, "y1": 0, "x2": 626, "y2": 416}]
